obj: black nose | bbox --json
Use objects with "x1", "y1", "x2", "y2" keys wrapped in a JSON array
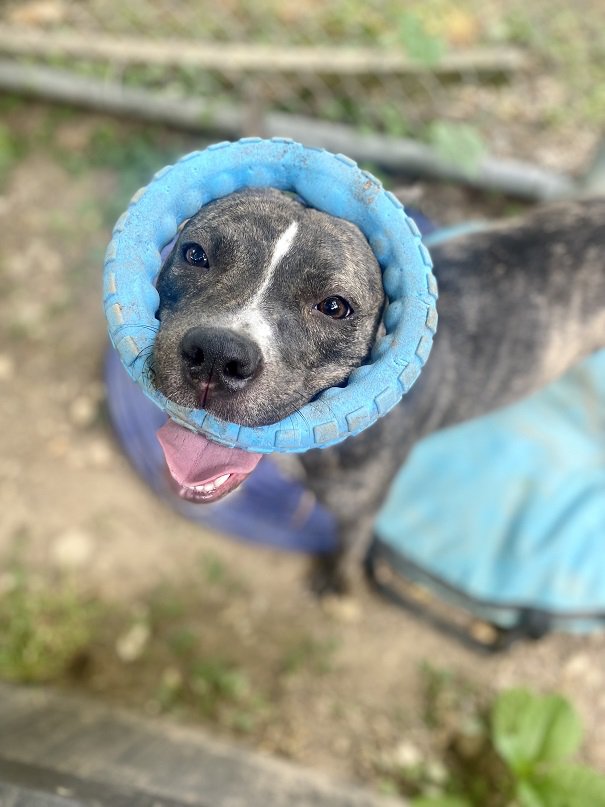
[{"x1": 181, "y1": 326, "x2": 262, "y2": 391}]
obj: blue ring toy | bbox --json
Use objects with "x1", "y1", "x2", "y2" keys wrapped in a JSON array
[{"x1": 103, "y1": 137, "x2": 438, "y2": 454}]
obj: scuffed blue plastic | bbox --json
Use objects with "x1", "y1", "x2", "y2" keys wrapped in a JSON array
[{"x1": 104, "y1": 138, "x2": 437, "y2": 453}]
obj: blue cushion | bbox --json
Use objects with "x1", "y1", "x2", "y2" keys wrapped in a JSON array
[{"x1": 375, "y1": 350, "x2": 605, "y2": 629}]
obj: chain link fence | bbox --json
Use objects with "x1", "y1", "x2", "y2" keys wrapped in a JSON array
[{"x1": 0, "y1": 0, "x2": 603, "y2": 188}]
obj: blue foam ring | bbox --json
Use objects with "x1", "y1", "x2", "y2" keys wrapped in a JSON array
[{"x1": 104, "y1": 138, "x2": 438, "y2": 454}]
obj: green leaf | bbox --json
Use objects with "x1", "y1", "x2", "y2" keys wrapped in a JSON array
[
  {"x1": 517, "y1": 780, "x2": 548, "y2": 807},
  {"x1": 529, "y1": 765, "x2": 605, "y2": 807},
  {"x1": 533, "y1": 696, "x2": 583, "y2": 764},
  {"x1": 491, "y1": 689, "x2": 583, "y2": 773},
  {"x1": 0, "y1": 123, "x2": 19, "y2": 186},
  {"x1": 492, "y1": 689, "x2": 539, "y2": 772}
]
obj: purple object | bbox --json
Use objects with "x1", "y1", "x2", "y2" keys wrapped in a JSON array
[{"x1": 104, "y1": 346, "x2": 338, "y2": 553}]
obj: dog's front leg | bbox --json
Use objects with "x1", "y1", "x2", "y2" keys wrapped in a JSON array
[
  {"x1": 308, "y1": 513, "x2": 377, "y2": 595},
  {"x1": 300, "y1": 423, "x2": 416, "y2": 594}
]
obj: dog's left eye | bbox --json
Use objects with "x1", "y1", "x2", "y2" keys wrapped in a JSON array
[
  {"x1": 315, "y1": 296, "x2": 353, "y2": 319},
  {"x1": 182, "y1": 242, "x2": 210, "y2": 269}
]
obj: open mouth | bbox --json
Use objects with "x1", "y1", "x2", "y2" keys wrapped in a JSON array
[
  {"x1": 157, "y1": 419, "x2": 262, "y2": 504},
  {"x1": 173, "y1": 471, "x2": 250, "y2": 503}
]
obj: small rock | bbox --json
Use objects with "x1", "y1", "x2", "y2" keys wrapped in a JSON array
[
  {"x1": 425, "y1": 759, "x2": 448, "y2": 784},
  {"x1": 393, "y1": 740, "x2": 422, "y2": 769},
  {"x1": 51, "y1": 527, "x2": 94, "y2": 570},
  {"x1": 564, "y1": 652, "x2": 591, "y2": 677},
  {"x1": 116, "y1": 622, "x2": 151, "y2": 663},
  {"x1": 563, "y1": 652, "x2": 601, "y2": 686},
  {"x1": 469, "y1": 620, "x2": 499, "y2": 647},
  {"x1": 0, "y1": 354, "x2": 15, "y2": 382},
  {"x1": 69, "y1": 395, "x2": 97, "y2": 428},
  {"x1": 88, "y1": 438, "x2": 113, "y2": 468},
  {"x1": 161, "y1": 666, "x2": 183, "y2": 689},
  {"x1": 321, "y1": 594, "x2": 362, "y2": 623}
]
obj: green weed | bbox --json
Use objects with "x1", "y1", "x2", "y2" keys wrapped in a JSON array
[
  {"x1": 0, "y1": 124, "x2": 23, "y2": 188},
  {"x1": 144, "y1": 576, "x2": 265, "y2": 732},
  {"x1": 381, "y1": 665, "x2": 605, "y2": 807},
  {"x1": 0, "y1": 568, "x2": 98, "y2": 683},
  {"x1": 281, "y1": 634, "x2": 340, "y2": 676}
]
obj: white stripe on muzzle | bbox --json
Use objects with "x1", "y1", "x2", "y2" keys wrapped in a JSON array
[{"x1": 227, "y1": 220, "x2": 299, "y2": 359}]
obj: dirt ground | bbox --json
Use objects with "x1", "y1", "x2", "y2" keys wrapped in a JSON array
[{"x1": 0, "y1": 104, "x2": 604, "y2": 800}]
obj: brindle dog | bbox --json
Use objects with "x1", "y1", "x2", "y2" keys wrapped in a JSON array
[{"x1": 152, "y1": 190, "x2": 605, "y2": 592}]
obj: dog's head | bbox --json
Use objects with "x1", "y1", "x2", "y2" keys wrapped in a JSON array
[{"x1": 152, "y1": 188, "x2": 384, "y2": 501}]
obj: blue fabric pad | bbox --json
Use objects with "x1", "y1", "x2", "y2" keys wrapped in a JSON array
[{"x1": 375, "y1": 350, "x2": 605, "y2": 626}]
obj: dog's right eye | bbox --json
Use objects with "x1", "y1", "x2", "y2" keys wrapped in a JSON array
[{"x1": 182, "y1": 243, "x2": 210, "y2": 269}]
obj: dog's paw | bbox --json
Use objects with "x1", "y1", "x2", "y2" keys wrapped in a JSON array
[
  {"x1": 308, "y1": 556, "x2": 363, "y2": 621},
  {"x1": 308, "y1": 552, "x2": 369, "y2": 601},
  {"x1": 308, "y1": 554, "x2": 350, "y2": 597}
]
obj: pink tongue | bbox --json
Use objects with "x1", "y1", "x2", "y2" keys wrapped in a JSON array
[{"x1": 157, "y1": 419, "x2": 262, "y2": 487}]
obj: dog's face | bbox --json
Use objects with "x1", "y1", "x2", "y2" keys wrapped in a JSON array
[{"x1": 152, "y1": 189, "x2": 384, "y2": 428}]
